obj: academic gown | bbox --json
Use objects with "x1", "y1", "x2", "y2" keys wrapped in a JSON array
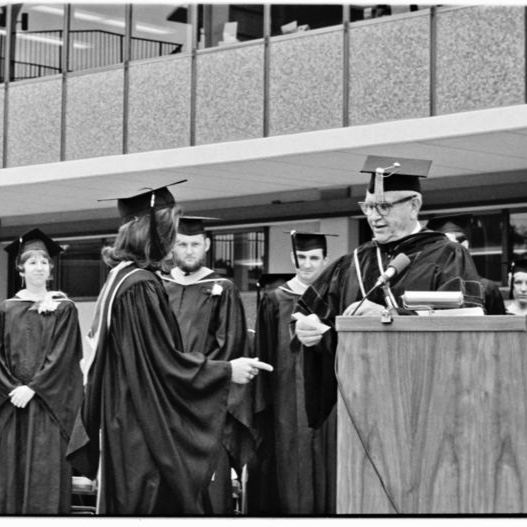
[
  {"x1": 66, "y1": 263, "x2": 232, "y2": 515},
  {"x1": 160, "y1": 267, "x2": 254, "y2": 514},
  {"x1": 294, "y1": 230, "x2": 484, "y2": 429},
  {"x1": 253, "y1": 278, "x2": 336, "y2": 515},
  {"x1": 481, "y1": 277, "x2": 506, "y2": 315},
  {"x1": 0, "y1": 292, "x2": 84, "y2": 514}
]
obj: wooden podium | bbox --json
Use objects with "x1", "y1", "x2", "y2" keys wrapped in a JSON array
[{"x1": 335, "y1": 315, "x2": 527, "y2": 514}]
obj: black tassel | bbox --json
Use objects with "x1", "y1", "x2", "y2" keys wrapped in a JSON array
[{"x1": 290, "y1": 230, "x2": 299, "y2": 269}]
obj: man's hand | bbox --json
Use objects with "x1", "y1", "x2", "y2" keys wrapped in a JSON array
[
  {"x1": 342, "y1": 298, "x2": 385, "y2": 316},
  {"x1": 295, "y1": 313, "x2": 326, "y2": 347},
  {"x1": 230, "y1": 357, "x2": 273, "y2": 384},
  {"x1": 9, "y1": 386, "x2": 35, "y2": 408}
]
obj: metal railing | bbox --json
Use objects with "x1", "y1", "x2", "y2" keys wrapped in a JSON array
[{"x1": 0, "y1": 29, "x2": 182, "y2": 81}]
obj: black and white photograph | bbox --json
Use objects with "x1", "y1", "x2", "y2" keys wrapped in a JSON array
[{"x1": 0, "y1": 0, "x2": 526, "y2": 521}]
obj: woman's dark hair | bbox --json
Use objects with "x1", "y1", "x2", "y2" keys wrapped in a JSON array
[{"x1": 102, "y1": 206, "x2": 180, "y2": 270}]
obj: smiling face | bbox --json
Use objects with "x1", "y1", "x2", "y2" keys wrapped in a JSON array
[
  {"x1": 512, "y1": 271, "x2": 527, "y2": 307},
  {"x1": 363, "y1": 190, "x2": 422, "y2": 244},
  {"x1": 173, "y1": 233, "x2": 210, "y2": 273},
  {"x1": 292, "y1": 248, "x2": 328, "y2": 285},
  {"x1": 19, "y1": 251, "x2": 51, "y2": 289}
]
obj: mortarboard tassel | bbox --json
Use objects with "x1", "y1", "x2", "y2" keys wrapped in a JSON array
[
  {"x1": 290, "y1": 230, "x2": 300, "y2": 269},
  {"x1": 149, "y1": 192, "x2": 164, "y2": 262},
  {"x1": 374, "y1": 168, "x2": 384, "y2": 202}
]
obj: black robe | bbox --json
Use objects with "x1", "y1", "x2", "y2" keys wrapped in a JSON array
[
  {"x1": 160, "y1": 268, "x2": 254, "y2": 514},
  {"x1": 66, "y1": 263, "x2": 232, "y2": 515},
  {"x1": 0, "y1": 292, "x2": 84, "y2": 514},
  {"x1": 481, "y1": 277, "x2": 506, "y2": 315},
  {"x1": 253, "y1": 281, "x2": 336, "y2": 514},
  {"x1": 294, "y1": 230, "x2": 484, "y2": 429}
]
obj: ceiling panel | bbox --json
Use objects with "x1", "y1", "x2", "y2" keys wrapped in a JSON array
[{"x1": 1, "y1": 107, "x2": 527, "y2": 221}]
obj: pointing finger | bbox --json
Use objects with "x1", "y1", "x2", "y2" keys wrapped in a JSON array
[{"x1": 254, "y1": 361, "x2": 273, "y2": 372}]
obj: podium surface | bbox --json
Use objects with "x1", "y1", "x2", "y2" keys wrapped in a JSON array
[{"x1": 335, "y1": 315, "x2": 527, "y2": 514}]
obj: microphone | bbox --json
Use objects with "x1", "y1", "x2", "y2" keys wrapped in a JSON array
[{"x1": 374, "y1": 253, "x2": 411, "y2": 288}]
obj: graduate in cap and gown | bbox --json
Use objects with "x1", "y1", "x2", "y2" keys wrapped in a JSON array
[
  {"x1": 252, "y1": 231, "x2": 337, "y2": 514},
  {"x1": 66, "y1": 184, "x2": 272, "y2": 515},
  {"x1": 0, "y1": 229, "x2": 84, "y2": 514},
  {"x1": 506, "y1": 258, "x2": 527, "y2": 315},
  {"x1": 426, "y1": 213, "x2": 506, "y2": 314},
  {"x1": 294, "y1": 156, "x2": 484, "y2": 430},
  {"x1": 159, "y1": 217, "x2": 254, "y2": 514}
]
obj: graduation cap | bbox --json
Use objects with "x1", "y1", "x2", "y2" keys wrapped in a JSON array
[
  {"x1": 177, "y1": 216, "x2": 218, "y2": 236},
  {"x1": 509, "y1": 258, "x2": 527, "y2": 275},
  {"x1": 427, "y1": 213, "x2": 473, "y2": 241},
  {"x1": 4, "y1": 228, "x2": 63, "y2": 264},
  {"x1": 361, "y1": 155, "x2": 431, "y2": 201},
  {"x1": 290, "y1": 230, "x2": 335, "y2": 269},
  {"x1": 99, "y1": 180, "x2": 187, "y2": 261},
  {"x1": 98, "y1": 180, "x2": 187, "y2": 222}
]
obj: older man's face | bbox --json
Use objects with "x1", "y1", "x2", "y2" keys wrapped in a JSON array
[{"x1": 363, "y1": 191, "x2": 419, "y2": 244}]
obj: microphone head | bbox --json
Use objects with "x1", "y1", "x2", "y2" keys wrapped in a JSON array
[{"x1": 389, "y1": 253, "x2": 411, "y2": 274}]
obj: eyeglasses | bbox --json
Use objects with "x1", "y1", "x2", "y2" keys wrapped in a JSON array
[{"x1": 358, "y1": 195, "x2": 416, "y2": 217}]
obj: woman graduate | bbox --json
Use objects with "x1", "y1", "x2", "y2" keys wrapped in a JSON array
[
  {"x1": 507, "y1": 258, "x2": 527, "y2": 315},
  {"x1": 0, "y1": 228, "x2": 84, "y2": 514},
  {"x1": 66, "y1": 183, "x2": 272, "y2": 515}
]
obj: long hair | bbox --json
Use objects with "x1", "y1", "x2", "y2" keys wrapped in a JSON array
[{"x1": 102, "y1": 206, "x2": 181, "y2": 270}]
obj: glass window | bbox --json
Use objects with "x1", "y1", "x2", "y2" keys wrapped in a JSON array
[
  {"x1": 58, "y1": 237, "x2": 113, "y2": 300},
  {"x1": 199, "y1": 4, "x2": 264, "y2": 49},
  {"x1": 468, "y1": 212, "x2": 504, "y2": 283},
  {"x1": 270, "y1": 4, "x2": 343, "y2": 37},
  {"x1": 210, "y1": 228, "x2": 265, "y2": 331},
  {"x1": 8, "y1": 3, "x2": 64, "y2": 82},
  {"x1": 131, "y1": 4, "x2": 189, "y2": 61},
  {"x1": 510, "y1": 210, "x2": 527, "y2": 258},
  {"x1": 69, "y1": 3, "x2": 126, "y2": 72},
  {"x1": 210, "y1": 229, "x2": 265, "y2": 291}
]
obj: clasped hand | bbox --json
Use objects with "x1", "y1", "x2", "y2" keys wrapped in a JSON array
[{"x1": 9, "y1": 385, "x2": 35, "y2": 408}]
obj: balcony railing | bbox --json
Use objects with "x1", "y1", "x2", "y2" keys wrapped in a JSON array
[{"x1": 0, "y1": 29, "x2": 182, "y2": 82}]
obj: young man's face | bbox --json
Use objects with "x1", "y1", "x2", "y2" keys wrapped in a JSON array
[
  {"x1": 173, "y1": 234, "x2": 210, "y2": 273},
  {"x1": 292, "y1": 248, "x2": 328, "y2": 285},
  {"x1": 513, "y1": 271, "x2": 527, "y2": 306}
]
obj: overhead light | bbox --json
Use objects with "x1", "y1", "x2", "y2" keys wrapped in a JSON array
[
  {"x1": 33, "y1": 5, "x2": 171, "y2": 36},
  {"x1": 30, "y1": 5, "x2": 65, "y2": 16},
  {"x1": 0, "y1": 28, "x2": 91, "y2": 49}
]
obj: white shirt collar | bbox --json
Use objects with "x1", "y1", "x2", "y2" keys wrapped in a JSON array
[{"x1": 169, "y1": 266, "x2": 213, "y2": 285}]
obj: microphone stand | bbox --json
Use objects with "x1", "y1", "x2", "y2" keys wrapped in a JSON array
[
  {"x1": 349, "y1": 280, "x2": 384, "y2": 316},
  {"x1": 380, "y1": 283, "x2": 396, "y2": 324},
  {"x1": 349, "y1": 281, "x2": 396, "y2": 318}
]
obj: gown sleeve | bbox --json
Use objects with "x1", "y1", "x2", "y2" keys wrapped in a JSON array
[
  {"x1": 252, "y1": 292, "x2": 279, "y2": 453},
  {"x1": 27, "y1": 301, "x2": 84, "y2": 437},
  {"x1": 212, "y1": 282, "x2": 256, "y2": 470},
  {"x1": 293, "y1": 256, "x2": 356, "y2": 429},
  {"x1": 0, "y1": 306, "x2": 15, "y2": 408}
]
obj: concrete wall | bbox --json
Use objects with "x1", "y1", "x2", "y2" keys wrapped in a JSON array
[
  {"x1": 196, "y1": 44, "x2": 265, "y2": 144},
  {"x1": 5, "y1": 5, "x2": 524, "y2": 166}
]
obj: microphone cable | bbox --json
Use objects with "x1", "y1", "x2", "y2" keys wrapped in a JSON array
[{"x1": 334, "y1": 351, "x2": 400, "y2": 513}]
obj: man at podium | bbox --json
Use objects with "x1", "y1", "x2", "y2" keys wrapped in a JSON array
[{"x1": 293, "y1": 155, "x2": 484, "y2": 429}]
